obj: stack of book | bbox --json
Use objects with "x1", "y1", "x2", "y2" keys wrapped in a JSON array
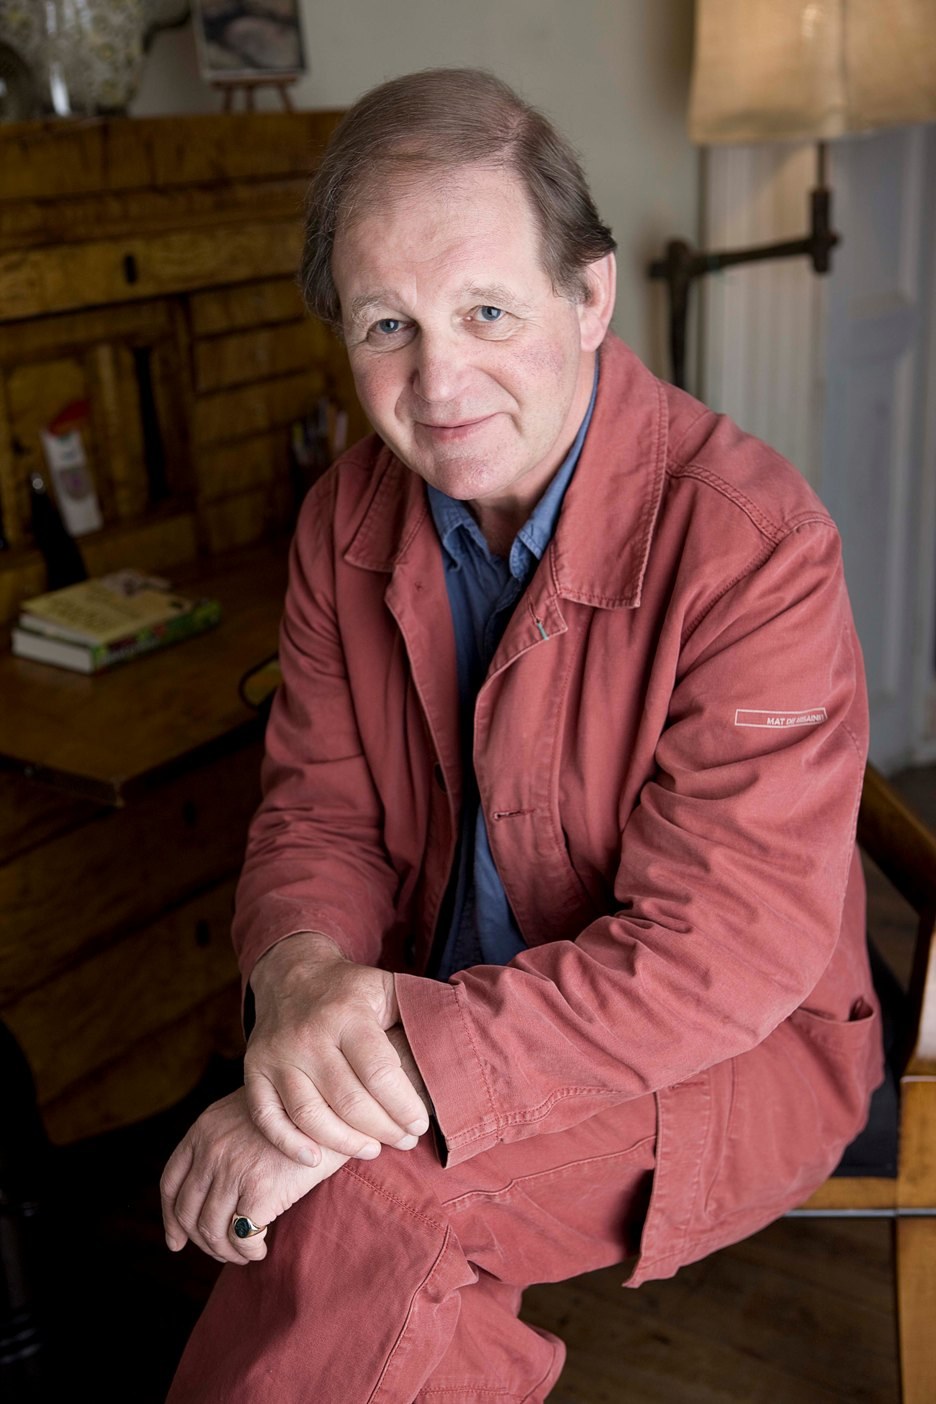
[{"x1": 11, "y1": 569, "x2": 222, "y2": 675}]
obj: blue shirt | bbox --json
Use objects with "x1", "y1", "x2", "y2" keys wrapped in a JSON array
[{"x1": 427, "y1": 375, "x2": 597, "y2": 979}]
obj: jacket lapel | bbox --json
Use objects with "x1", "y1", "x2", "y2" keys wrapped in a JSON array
[{"x1": 344, "y1": 450, "x2": 462, "y2": 814}]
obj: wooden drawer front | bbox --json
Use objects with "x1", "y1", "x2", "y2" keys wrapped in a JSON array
[
  {"x1": 3, "y1": 876, "x2": 241, "y2": 1108},
  {"x1": 0, "y1": 772, "x2": 104, "y2": 865},
  {"x1": 198, "y1": 431, "x2": 289, "y2": 504},
  {"x1": 193, "y1": 318, "x2": 330, "y2": 395},
  {"x1": 201, "y1": 484, "x2": 294, "y2": 555},
  {"x1": 0, "y1": 223, "x2": 302, "y2": 323},
  {"x1": 0, "y1": 298, "x2": 172, "y2": 367},
  {"x1": 41, "y1": 985, "x2": 244, "y2": 1145},
  {"x1": 0, "y1": 742, "x2": 263, "y2": 1004},
  {"x1": 0, "y1": 179, "x2": 310, "y2": 256},
  {"x1": 194, "y1": 368, "x2": 327, "y2": 448},
  {"x1": 190, "y1": 277, "x2": 307, "y2": 337},
  {"x1": 187, "y1": 278, "x2": 340, "y2": 553}
]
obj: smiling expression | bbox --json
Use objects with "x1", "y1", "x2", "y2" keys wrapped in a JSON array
[{"x1": 331, "y1": 163, "x2": 614, "y2": 534}]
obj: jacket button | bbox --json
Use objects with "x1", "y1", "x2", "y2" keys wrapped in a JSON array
[
  {"x1": 403, "y1": 935, "x2": 417, "y2": 966},
  {"x1": 433, "y1": 762, "x2": 447, "y2": 793}
]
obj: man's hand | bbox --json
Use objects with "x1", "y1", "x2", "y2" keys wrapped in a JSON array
[
  {"x1": 244, "y1": 932, "x2": 431, "y2": 1165},
  {"x1": 160, "y1": 1087, "x2": 347, "y2": 1266}
]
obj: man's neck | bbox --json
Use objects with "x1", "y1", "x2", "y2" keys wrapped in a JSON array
[{"x1": 470, "y1": 502, "x2": 525, "y2": 559}]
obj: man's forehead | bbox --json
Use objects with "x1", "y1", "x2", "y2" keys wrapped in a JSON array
[
  {"x1": 337, "y1": 159, "x2": 536, "y2": 244},
  {"x1": 333, "y1": 162, "x2": 551, "y2": 306}
]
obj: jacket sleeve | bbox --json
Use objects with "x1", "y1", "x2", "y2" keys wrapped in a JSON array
[
  {"x1": 232, "y1": 480, "x2": 400, "y2": 994},
  {"x1": 395, "y1": 520, "x2": 870, "y2": 1166}
]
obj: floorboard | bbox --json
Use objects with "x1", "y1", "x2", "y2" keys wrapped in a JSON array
[{"x1": 523, "y1": 1218, "x2": 899, "y2": 1402}]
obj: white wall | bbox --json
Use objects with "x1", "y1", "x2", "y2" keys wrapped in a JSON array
[{"x1": 131, "y1": 1, "x2": 698, "y2": 376}]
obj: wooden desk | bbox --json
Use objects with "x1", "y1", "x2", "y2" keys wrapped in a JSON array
[
  {"x1": 0, "y1": 548, "x2": 288, "y2": 1143},
  {"x1": 0, "y1": 548, "x2": 287, "y2": 804},
  {"x1": 0, "y1": 111, "x2": 360, "y2": 1147}
]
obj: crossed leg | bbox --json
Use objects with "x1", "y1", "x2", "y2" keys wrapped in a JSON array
[{"x1": 166, "y1": 1092, "x2": 656, "y2": 1403}]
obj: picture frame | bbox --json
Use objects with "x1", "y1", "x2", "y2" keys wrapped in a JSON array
[{"x1": 192, "y1": 1, "x2": 307, "y2": 82}]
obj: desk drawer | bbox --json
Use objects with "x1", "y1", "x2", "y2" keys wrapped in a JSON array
[
  {"x1": 41, "y1": 984, "x2": 244, "y2": 1145},
  {"x1": 4, "y1": 876, "x2": 241, "y2": 1113},
  {"x1": 0, "y1": 741, "x2": 263, "y2": 1004},
  {"x1": 0, "y1": 223, "x2": 302, "y2": 322}
]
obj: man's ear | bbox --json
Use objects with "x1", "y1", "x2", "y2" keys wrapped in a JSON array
[{"x1": 577, "y1": 253, "x2": 616, "y2": 352}]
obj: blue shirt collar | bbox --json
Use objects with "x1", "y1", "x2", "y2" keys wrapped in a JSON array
[{"x1": 429, "y1": 363, "x2": 599, "y2": 575}]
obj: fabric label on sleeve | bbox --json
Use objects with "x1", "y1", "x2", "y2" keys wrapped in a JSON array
[{"x1": 734, "y1": 707, "x2": 828, "y2": 729}]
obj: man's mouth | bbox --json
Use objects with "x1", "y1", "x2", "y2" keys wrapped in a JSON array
[{"x1": 415, "y1": 414, "x2": 494, "y2": 437}]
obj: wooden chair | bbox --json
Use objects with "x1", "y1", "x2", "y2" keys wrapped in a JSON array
[{"x1": 791, "y1": 762, "x2": 936, "y2": 1404}]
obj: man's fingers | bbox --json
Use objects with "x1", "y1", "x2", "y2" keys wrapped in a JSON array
[
  {"x1": 172, "y1": 1169, "x2": 267, "y2": 1267},
  {"x1": 341, "y1": 1021, "x2": 430, "y2": 1137},
  {"x1": 314, "y1": 1042, "x2": 420, "y2": 1149},
  {"x1": 261, "y1": 1049, "x2": 422, "y2": 1156},
  {"x1": 247, "y1": 1070, "x2": 384, "y2": 1162},
  {"x1": 160, "y1": 1136, "x2": 194, "y2": 1252},
  {"x1": 159, "y1": 1088, "x2": 348, "y2": 1265},
  {"x1": 245, "y1": 1072, "x2": 335, "y2": 1162},
  {"x1": 161, "y1": 1095, "x2": 265, "y2": 1264},
  {"x1": 245, "y1": 1072, "x2": 326, "y2": 1166},
  {"x1": 242, "y1": 958, "x2": 427, "y2": 1156},
  {"x1": 246, "y1": 1033, "x2": 427, "y2": 1159},
  {"x1": 171, "y1": 1169, "x2": 231, "y2": 1264}
]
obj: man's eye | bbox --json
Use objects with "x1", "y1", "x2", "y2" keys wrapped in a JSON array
[
  {"x1": 374, "y1": 319, "x2": 404, "y2": 335},
  {"x1": 476, "y1": 306, "x2": 505, "y2": 322}
]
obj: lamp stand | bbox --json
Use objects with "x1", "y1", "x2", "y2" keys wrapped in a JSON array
[{"x1": 649, "y1": 143, "x2": 840, "y2": 390}]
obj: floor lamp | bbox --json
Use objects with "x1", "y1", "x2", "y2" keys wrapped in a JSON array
[{"x1": 649, "y1": 0, "x2": 936, "y2": 391}]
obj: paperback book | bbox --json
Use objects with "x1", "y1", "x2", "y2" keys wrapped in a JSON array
[{"x1": 11, "y1": 569, "x2": 222, "y2": 674}]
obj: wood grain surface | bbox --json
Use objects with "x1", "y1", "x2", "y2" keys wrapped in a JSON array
[{"x1": 0, "y1": 547, "x2": 286, "y2": 800}]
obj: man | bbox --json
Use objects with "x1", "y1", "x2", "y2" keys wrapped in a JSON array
[{"x1": 162, "y1": 68, "x2": 881, "y2": 1402}]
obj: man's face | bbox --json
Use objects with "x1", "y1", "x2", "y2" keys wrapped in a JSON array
[{"x1": 331, "y1": 163, "x2": 612, "y2": 522}]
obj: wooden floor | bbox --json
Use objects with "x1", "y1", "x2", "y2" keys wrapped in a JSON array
[
  {"x1": 13, "y1": 763, "x2": 933, "y2": 1403},
  {"x1": 522, "y1": 1217, "x2": 898, "y2": 1402}
]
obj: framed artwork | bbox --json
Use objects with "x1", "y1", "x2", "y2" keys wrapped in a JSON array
[{"x1": 193, "y1": 1, "x2": 306, "y2": 81}]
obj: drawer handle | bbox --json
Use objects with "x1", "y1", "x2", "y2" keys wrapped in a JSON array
[{"x1": 123, "y1": 253, "x2": 139, "y2": 284}]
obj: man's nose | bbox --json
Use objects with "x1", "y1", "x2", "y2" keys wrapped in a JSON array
[{"x1": 411, "y1": 330, "x2": 468, "y2": 405}]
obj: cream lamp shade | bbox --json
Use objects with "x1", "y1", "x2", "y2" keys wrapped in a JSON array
[{"x1": 689, "y1": 0, "x2": 936, "y2": 145}]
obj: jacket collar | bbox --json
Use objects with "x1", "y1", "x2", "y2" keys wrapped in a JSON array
[{"x1": 344, "y1": 333, "x2": 668, "y2": 610}]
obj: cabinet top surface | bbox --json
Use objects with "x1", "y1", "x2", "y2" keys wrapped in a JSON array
[
  {"x1": 0, "y1": 546, "x2": 288, "y2": 804},
  {"x1": 0, "y1": 111, "x2": 344, "y2": 203}
]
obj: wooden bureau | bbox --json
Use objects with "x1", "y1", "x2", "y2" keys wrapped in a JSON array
[
  {"x1": 0, "y1": 548, "x2": 290, "y2": 1144},
  {"x1": 0, "y1": 112, "x2": 356, "y2": 1143}
]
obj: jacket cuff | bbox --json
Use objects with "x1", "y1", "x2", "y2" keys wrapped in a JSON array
[{"x1": 394, "y1": 972, "x2": 502, "y2": 1167}]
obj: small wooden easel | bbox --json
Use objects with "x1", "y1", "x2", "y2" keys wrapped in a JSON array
[{"x1": 212, "y1": 76, "x2": 295, "y2": 112}]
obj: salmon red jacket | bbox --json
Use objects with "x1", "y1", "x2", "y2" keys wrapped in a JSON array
[{"x1": 233, "y1": 334, "x2": 881, "y2": 1286}]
